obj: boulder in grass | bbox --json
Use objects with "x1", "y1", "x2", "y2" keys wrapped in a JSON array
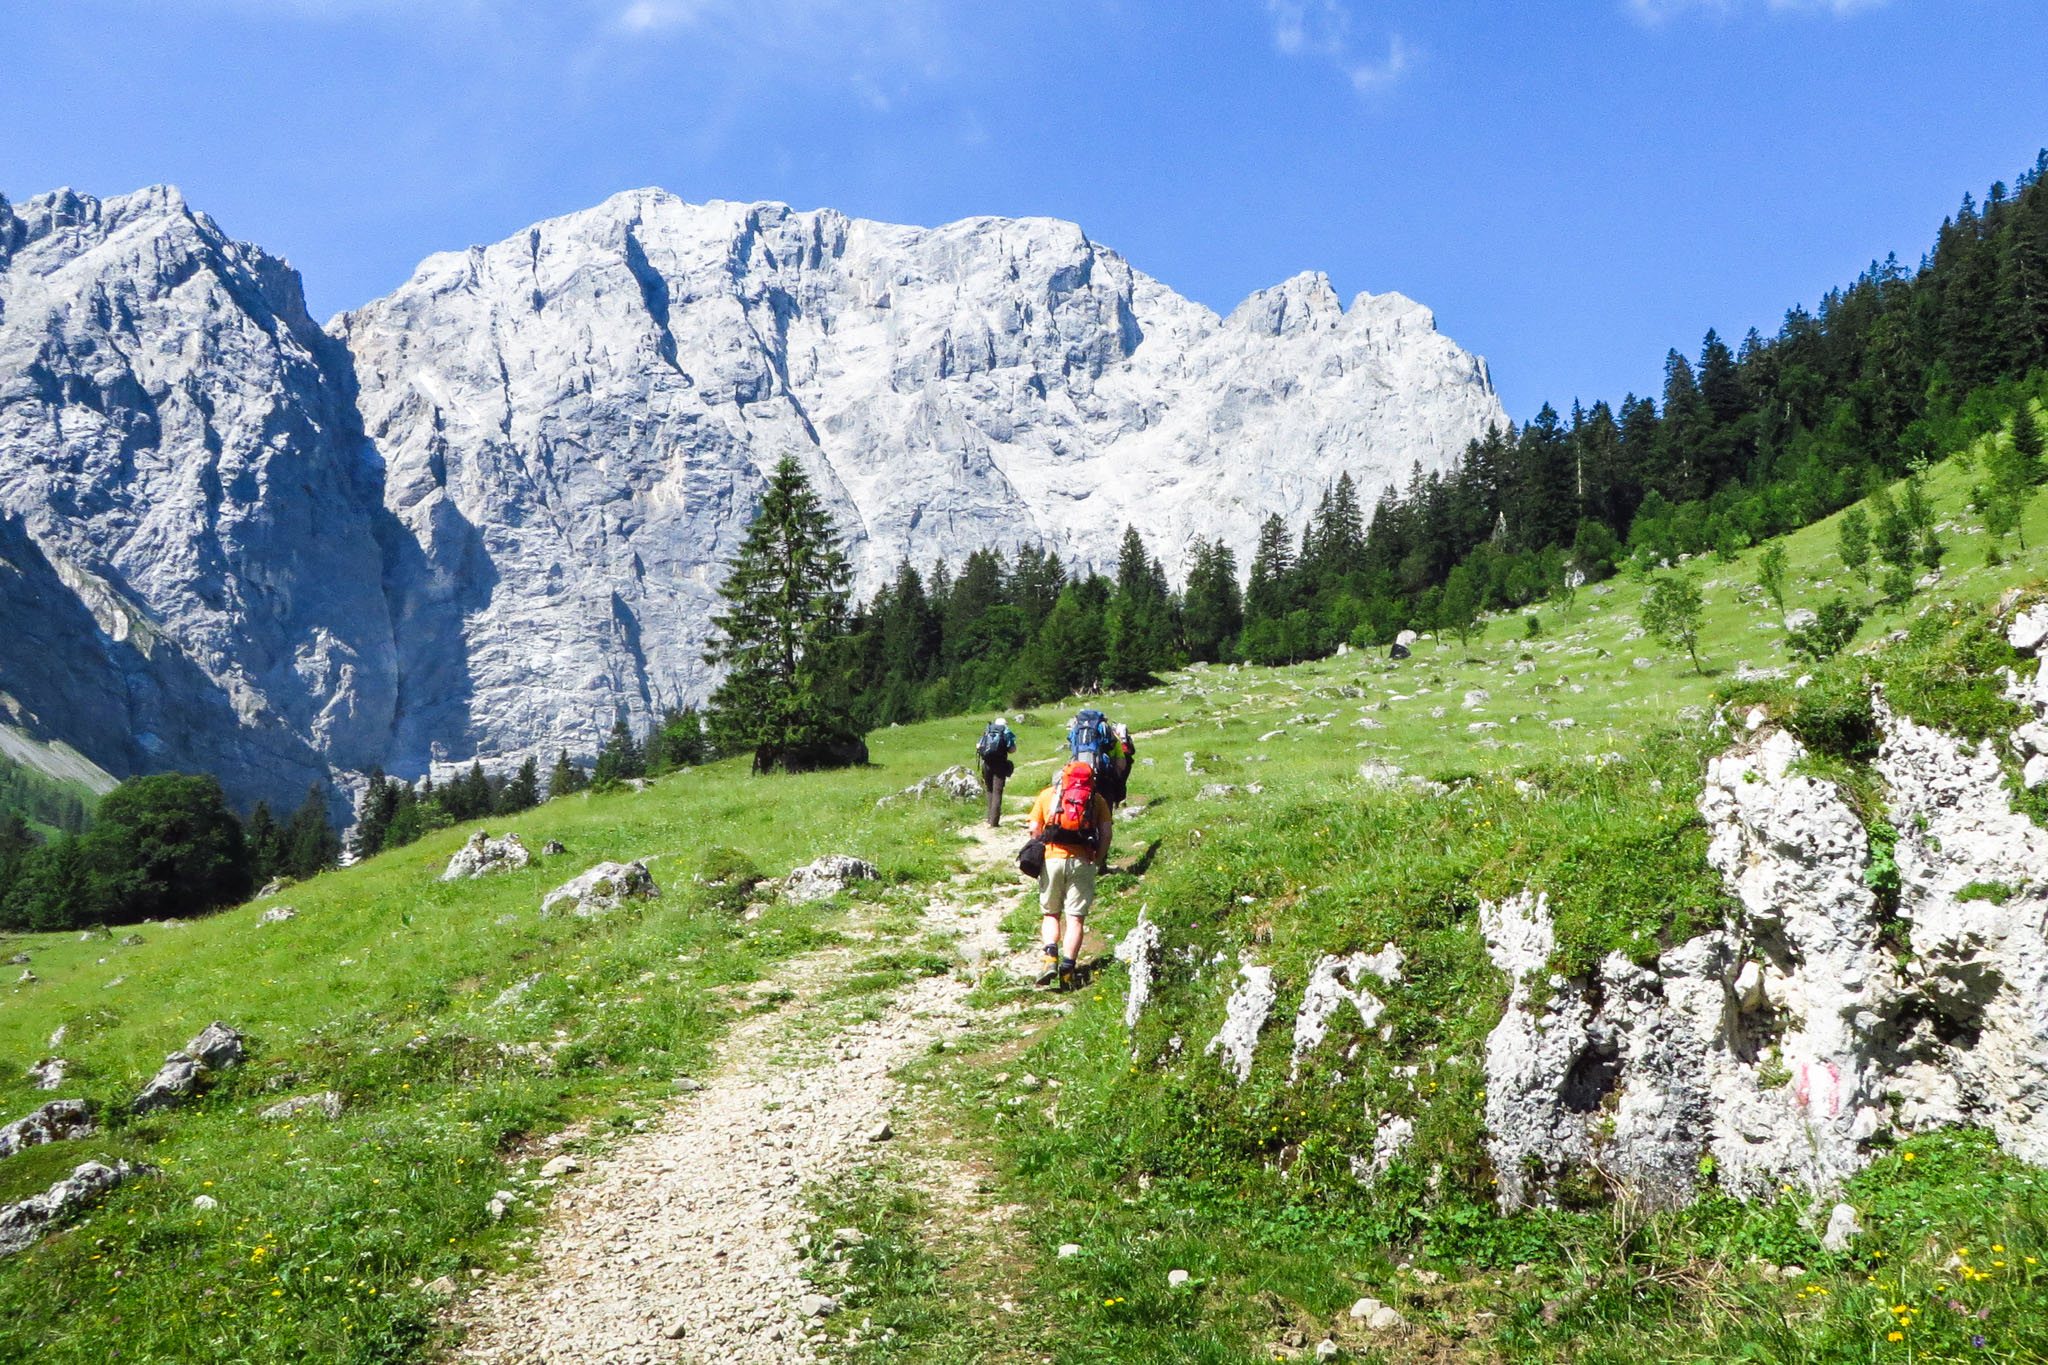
[
  {"x1": 0, "y1": 1100, "x2": 95, "y2": 1158},
  {"x1": 883, "y1": 766, "x2": 982, "y2": 804},
  {"x1": 257, "y1": 906, "x2": 296, "y2": 925},
  {"x1": 439, "y1": 830, "x2": 532, "y2": 881},
  {"x1": 783, "y1": 855, "x2": 880, "y2": 905},
  {"x1": 0, "y1": 1160, "x2": 152, "y2": 1256},
  {"x1": 540, "y1": 861, "x2": 660, "y2": 918},
  {"x1": 541, "y1": 839, "x2": 566, "y2": 856},
  {"x1": 259, "y1": 1091, "x2": 345, "y2": 1122},
  {"x1": 132, "y1": 1022, "x2": 246, "y2": 1115}
]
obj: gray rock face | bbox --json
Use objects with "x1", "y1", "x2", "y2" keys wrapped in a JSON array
[
  {"x1": 0, "y1": 1099, "x2": 95, "y2": 1158},
  {"x1": 0, "y1": 1160, "x2": 150, "y2": 1256},
  {"x1": 0, "y1": 188, "x2": 397, "y2": 814},
  {"x1": 539, "y1": 860, "x2": 659, "y2": 917},
  {"x1": 3, "y1": 185, "x2": 1502, "y2": 799}
]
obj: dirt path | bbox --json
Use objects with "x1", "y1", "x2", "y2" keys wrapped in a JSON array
[{"x1": 450, "y1": 821, "x2": 1040, "y2": 1365}]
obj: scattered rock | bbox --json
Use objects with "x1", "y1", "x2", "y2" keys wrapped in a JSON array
[
  {"x1": 1462, "y1": 689, "x2": 1490, "y2": 709},
  {"x1": 0, "y1": 1099, "x2": 96, "y2": 1157},
  {"x1": 15, "y1": 970, "x2": 36, "y2": 985},
  {"x1": 1315, "y1": 1339, "x2": 1340, "y2": 1362},
  {"x1": 541, "y1": 839, "x2": 566, "y2": 856},
  {"x1": 133, "y1": 1022, "x2": 246, "y2": 1115},
  {"x1": 1205, "y1": 959, "x2": 1276, "y2": 1084},
  {"x1": 539, "y1": 1155, "x2": 582, "y2": 1180},
  {"x1": 26, "y1": 1060, "x2": 67, "y2": 1091},
  {"x1": 494, "y1": 975, "x2": 542, "y2": 1009},
  {"x1": 487, "y1": 1190, "x2": 519, "y2": 1220},
  {"x1": 1821, "y1": 1202, "x2": 1861, "y2": 1252},
  {"x1": 257, "y1": 906, "x2": 297, "y2": 925},
  {"x1": 440, "y1": 830, "x2": 532, "y2": 881},
  {"x1": 2009, "y1": 604, "x2": 2048, "y2": 654},
  {"x1": 0, "y1": 1160, "x2": 152, "y2": 1255},
  {"x1": 5, "y1": 953, "x2": 25, "y2": 965},
  {"x1": 118, "y1": 933, "x2": 144, "y2": 946},
  {"x1": 255, "y1": 877, "x2": 289, "y2": 898},
  {"x1": 425, "y1": 1275, "x2": 458, "y2": 1298},
  {"x1": 1114, "y1": 912, "x2": 1163, "y2": 1044},
  {"x1": 258, "y1": 1091, "x2": 345, "y2": 1122},
  {"x1": 1167, "y1": 1269, "x2": 1191, "y2": 1288},
  {"x1": 865, "y1": 1120, "x2": 893, "y2": 1143},
  {"x1": 784, "y1": 854, "x2": 880, "y2": 905},
  {"x1": 1349, "y1": 1297, "x2": 1382, "y2": 1320},
  {"x1": 1197, "y1": 783, "x2": 1239, "y2": 800},
  {"x1": 1367, "y1": 1306, "x2": 1404, "y2": 1331},
  {"x1": 1057, "y1": 1243, "x2": 1081, "y2": 1258},
  {"x1": 540, "y1": 861, "x2": 660, "y2": 917},
  {"x1": 801, "y1": 1293, "x2": 839, "y2": 1318},
  {"x1": 192, "y1": 1194, "x2": 218, "y2": 1210},
  {"x1": 885, "y1": 765, "x2": 981, "y2": 803}
]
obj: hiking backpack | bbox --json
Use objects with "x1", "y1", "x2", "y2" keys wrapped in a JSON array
[
  {"x1": 1043, "y1": 764, "x2": 1098, "y2": 848},
  {"x1": 976, "y1": 722, "x2": 1008, "y2": 761},
  {"x1": 1068, "y1": 709, "x2": 1111, "y2": 773}
]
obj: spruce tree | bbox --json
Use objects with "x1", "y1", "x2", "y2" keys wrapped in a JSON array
[
  {"x1": 499, "y1": 757, "x2": 542, "y2": 814},
  {"x1": 1181, "y1": 539, "x2": 1243, "y2": 662},
  {"x1": 548, "y1": 749, "x2": 587, "y2": 800},
  {"x1": 704, "y1": 456, "x2": 867, "y2": 773},
  {"x1": 591, "y1": 716, "x2": 646, "y2": 790},
  {"x1": 1245, "y1": 515, "x2": 1297, "y2": 624},
  {"x1": 246, "y1": 800, "x2": 284, "y2": 880},
  {"x1": 1837, "y1": 506, "x2": 1873, "y2": 583},
  {"x1": 1105, "y1": 525, "x2": 1174, "y2": 688},
  {"x1": 280, "y1": 784, "x2": 341, "y2": 879}
]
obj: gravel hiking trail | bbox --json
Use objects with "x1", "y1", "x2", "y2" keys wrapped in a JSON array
[{"x1": 450, "y1": 820, "x2": 1041, "y2": 1365}]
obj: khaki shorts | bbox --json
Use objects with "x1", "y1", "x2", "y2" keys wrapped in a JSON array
[{"x1": 1038, "y1": 855, "x2": 1097, "y2": 920}]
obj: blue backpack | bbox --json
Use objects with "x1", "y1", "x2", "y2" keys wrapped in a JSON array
[
  {"x1": 976, "y1": 722, "x2": 1010, "y2": 760},
  {"x1": 1068, "y1": 709, "x2": 1111, "y2": 774}
]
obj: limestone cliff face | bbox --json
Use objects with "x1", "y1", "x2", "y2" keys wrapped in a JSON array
[
  {"x1": 0, "y1": 187, "x2": 396, "y2": 811},
  {"x1": 1, "y1": 185, "x2": 1505, "y2": 796},
  {"x1": 337, "y1": 190, "x2": 1505, "y2": 770}
]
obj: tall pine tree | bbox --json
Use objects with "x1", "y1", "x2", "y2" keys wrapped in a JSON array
[{"x1": 704, "y1": 457, "x2": 867, "y2": 773}]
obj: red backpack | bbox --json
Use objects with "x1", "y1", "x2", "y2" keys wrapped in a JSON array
[{"x1": 1043, "y1": 763, "x2": 1098, "y2": 848}]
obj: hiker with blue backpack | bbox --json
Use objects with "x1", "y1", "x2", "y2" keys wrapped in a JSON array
[{"x1": 974, "y1": 718, "x2": 1017, "y2": 827}]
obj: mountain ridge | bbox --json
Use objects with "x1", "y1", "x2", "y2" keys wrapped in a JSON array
[{"x1": 0, "y1": 182, "x2": 1505, "y2": 808}]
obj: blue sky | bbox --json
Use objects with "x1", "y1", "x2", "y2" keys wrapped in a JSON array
[{"x1": 4, "y1": 0, "x2": 2046, "y2": 419}]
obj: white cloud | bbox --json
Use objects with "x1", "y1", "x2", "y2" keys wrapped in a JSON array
[
  {"x1": 1348, "y1": 33, "x2": 1412, "y2": 92},
  {"x1": 1263, "y1": 0, "x2": 1413, "y2": 95},
  {"x1": 1628, "y1": 0, "x2": 1888, "y2": 22}
]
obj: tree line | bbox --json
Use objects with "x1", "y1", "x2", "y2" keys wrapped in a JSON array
[{"x1": 840, "y1": 153, "x2": 2048, "y2": 718}]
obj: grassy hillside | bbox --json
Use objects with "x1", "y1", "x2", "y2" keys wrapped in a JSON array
[{"x1": 2, "y1": 440, "x2": 2047, "y2": 1364}]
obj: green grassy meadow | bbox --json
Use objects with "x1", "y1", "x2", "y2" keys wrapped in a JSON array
[{"x1": 3, "y1": 440, "x2": 2048, "y2": 1363}]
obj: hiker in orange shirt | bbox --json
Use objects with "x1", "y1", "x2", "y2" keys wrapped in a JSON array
[{"x1": 1027, "y1": 760, "x2": 1114, "y2": 990}]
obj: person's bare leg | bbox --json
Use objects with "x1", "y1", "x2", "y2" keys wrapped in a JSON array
[{"x1": 1060, "y1": 913, "x2": 1084, "y2": 962}]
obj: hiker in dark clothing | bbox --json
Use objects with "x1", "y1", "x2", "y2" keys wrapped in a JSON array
[{"x1": 975, "y1": 718, "x2": 1017, "y2": 827}]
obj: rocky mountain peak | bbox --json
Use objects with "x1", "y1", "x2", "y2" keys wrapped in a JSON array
[{"x1": 4, "y1": 183, "x2": 1505, "y2": 803}]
